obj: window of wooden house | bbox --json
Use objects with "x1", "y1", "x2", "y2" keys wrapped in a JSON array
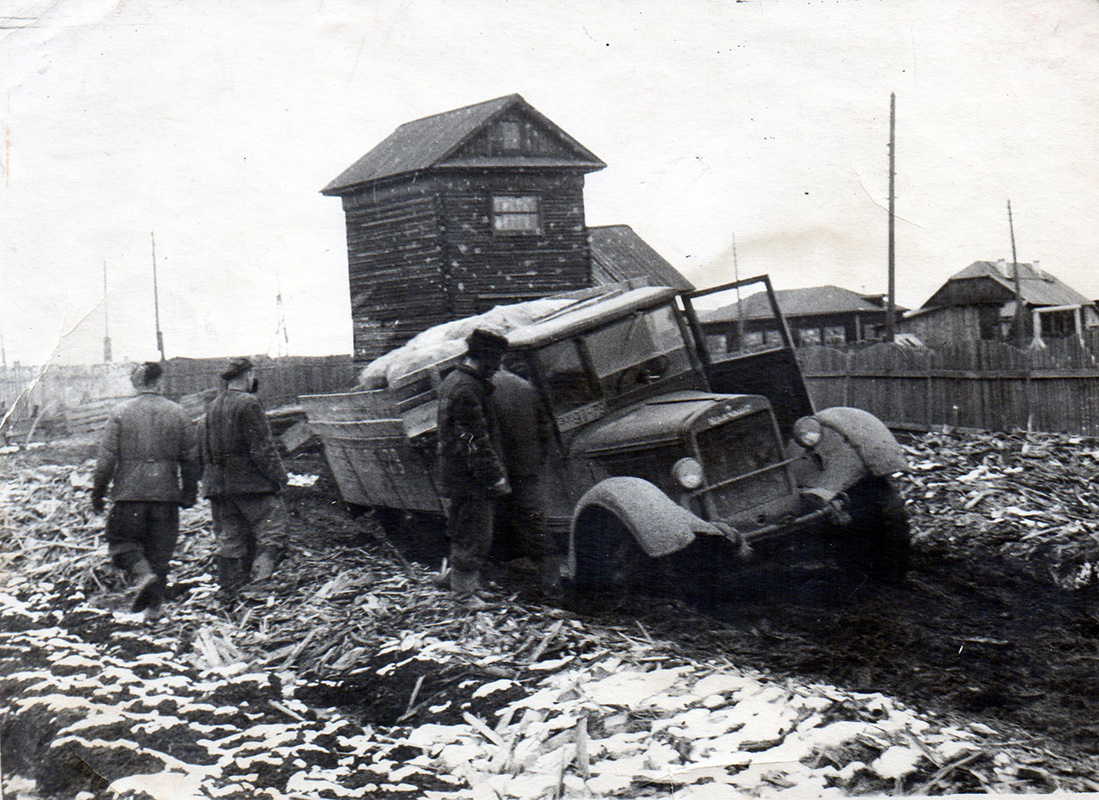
[
  {"x1": 1043, "y1": 309, "x2": 1075, "y2": 338},
  {"x1": 764, "y1": 329, "x2": 784, "y2": 347},
  {"x1": 798, "y1": 327, "x2": 822, "y2": 346},
  {"x1": 978, "y1": 306, "x2": 1000, "y2": 340},
  {"x1": 823, "y1": 325, "x2": 846, "y2": 346},
  {"x1": 492, "y1": 195, "x2": 542, "y2": 235},
  {"x1": 501, "y1": 121, "x2": 521, "y2": 153},
  {"x1": 705, "y1": 334, "x2": 728, "y2": 355}
]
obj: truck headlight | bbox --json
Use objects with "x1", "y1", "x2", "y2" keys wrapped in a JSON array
[
  {"x1": 672, "y1": 457, "x2": 704, "y2": 489},
  {"x1": 793, "y1": 416, "x2": 823, "y2": 448}
]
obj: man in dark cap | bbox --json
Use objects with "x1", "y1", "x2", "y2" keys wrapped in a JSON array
[
  {"x1": 437, "y1": 328, "x2": 511, "y2": 598},
  {"x1": 201, "y1": 357, "x2": 289, "y2": 598},
  {"x1": 92, "y1": 361, "x2": 199, "y2": 617}
]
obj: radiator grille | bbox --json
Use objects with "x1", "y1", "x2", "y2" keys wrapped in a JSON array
[{"x1": 695, "y1": 411, "x2": 791, "y2": 518}]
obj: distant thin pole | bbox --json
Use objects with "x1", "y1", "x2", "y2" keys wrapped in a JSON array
[
  {"x1": 732, "y1": 232, "x2": 745, "y2": 346},
  {"x1": 151, "y1": 232, "x2": 165, "y2": 361},
  {"x1": 102, "y1": 260, "x2": 112, "y2": 363},
  {"x1": 274, "y1": 274, "x2": 290, "y2": 357},
  {"x1": 886, "y1": 92, "x2": 896, "y2": 343},
  {"x1": 1007, "y1": 200, "x2": 1024, "y2": 348}
]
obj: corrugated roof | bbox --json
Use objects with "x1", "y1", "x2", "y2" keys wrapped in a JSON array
[
  {"x1": 924, "y1": 261, "x2": 1094, "y2": 309},
  {"x1": 588, "y1": 225, "x2": 694, "y2": 292},
  {"x1": 701, "y1": 285, "x2": 893, "y2": 324},
  {"x1": 323, "y1": 94, "x2": 605, "y2": 194}
]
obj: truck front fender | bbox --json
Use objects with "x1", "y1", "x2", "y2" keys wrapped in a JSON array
[
  {"x1": 571, "y1": 477, "x2": 721, "y2": 559},
  {"x1": 789, "y1": 407, "x2": 908, "y2": 503}
]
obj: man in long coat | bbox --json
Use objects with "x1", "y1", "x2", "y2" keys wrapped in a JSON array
[
  {"x1": 492, "y1": 355, "x2": 563, "y2": 596},
  {"x1": 92, "y1": 361, "x2": 199, "y2": 614},
  {"x1": 201, "y1": 357, "x2": 289, "y2": 596},
  {"x1": 437, "y1": 328, "x2": 511, "y2": 596}
]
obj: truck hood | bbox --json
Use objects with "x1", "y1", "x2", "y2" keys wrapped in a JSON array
[{"x1": 572, "y1": 390, "x2": 771, "y2": 455}]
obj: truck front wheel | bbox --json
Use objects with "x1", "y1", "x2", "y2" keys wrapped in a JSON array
[
  {"x1": 838, "y1": 475, "x2": 911, "y2": 583},
  {"x1": 572, "y1": 506, "x2": 651, "y2": 592}
]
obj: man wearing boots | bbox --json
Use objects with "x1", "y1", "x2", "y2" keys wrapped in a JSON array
[
  {"x1": 437, "y1": 328, "x2": 511, "y2": 600},
  {"x1": 201, "y1": 357, "x2": 289, "y2": 598},
  {"x1": 92, "y1": 361, "x2": 199, "y2": 616}
]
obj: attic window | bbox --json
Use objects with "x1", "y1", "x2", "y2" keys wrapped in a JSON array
[
  {"x1": 492, "y1": 195, "x2": 542, "y2": 235},
  {"x1": 501, "y1": 121, "x2": 521, "y2": 153}
]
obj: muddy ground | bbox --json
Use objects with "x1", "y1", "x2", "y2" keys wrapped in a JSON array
[
  {"x1": 3, "y1": 431, "x2": 1099, "y2": 796},
  {"x1": 294, "y1": 433, "x2": 1099, "y2": 766}
]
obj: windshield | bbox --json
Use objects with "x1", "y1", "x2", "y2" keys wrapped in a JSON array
[
  {"x1": 587, "y1": 306, "x2": 691, "y2": 393},
  {"x1": 532, "y1": 304, "x2": 692, "y2": 426}
]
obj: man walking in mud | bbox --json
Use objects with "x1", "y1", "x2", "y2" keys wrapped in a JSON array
[
  {"x1": 92, "y1": 361, "x2": 199, "y2": 617},
  {"x1": 201, "y1": 357, "x2": 289, "y2": 598},
  {"x1": 437, "y1": 328, "x2": 511, "y2": 600}
]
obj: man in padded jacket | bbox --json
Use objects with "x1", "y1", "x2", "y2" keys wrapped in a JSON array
[{"x1": 201, "y1": 357, "x2": 289, "y2": 597}]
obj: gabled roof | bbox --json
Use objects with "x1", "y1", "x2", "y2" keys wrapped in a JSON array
[
  {"x1": 922, "y1": 261, "x2": 1093, "y2": 309},
  {"x1": 701, "y1": 285, "x2": 897, "y2": 324},
  {"x1": 588, "y1": 225, "x2": 694, "y2": 292},
  {"x1": 323, "y1": 94, "x2": 605, "y2": 195}
]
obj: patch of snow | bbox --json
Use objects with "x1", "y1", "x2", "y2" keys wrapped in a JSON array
[
  {"x1": 471, "y1": 679, "x2": 514, "y2": 698},
  {"x1": 404, "y1": 723, "x2": 469, "y2": 748},
  {"x1": 583, "y1": 667, "x2": 691, "y2": 709},
  {"x1": 872, "y1": 745, "x2": 924, "y2": 780},
  {"x1": 52, "y1": 654, "x2": 100, "y2": 669},
  {"x1": 108, "y1": 770, "x2": 212, "y2": 800},
  {"x1": 0, "y1": 593, "x2": 43, "y2": 619},
  {"x1": 287, "y1": 473, "x2": 319, "y2": 487},
  {"x1": 692, "y1": 673, "x2": 752, "y2": 697}
]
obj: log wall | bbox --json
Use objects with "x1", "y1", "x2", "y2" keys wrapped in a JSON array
[
  {"x1": 440, "y1": 171, "x2": 591, "y2": 319},
  {"x1": 339, "y1": 171, "x2": 593, "y2": 364}
]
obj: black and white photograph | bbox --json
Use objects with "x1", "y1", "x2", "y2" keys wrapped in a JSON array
[{"x1": 3, "y1": 1, "x2": 1099, "y2": 797}]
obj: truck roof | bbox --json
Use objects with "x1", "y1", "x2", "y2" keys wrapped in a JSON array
[{"x1": 507, "y1": 286, "x2": 680, "y2": 349}]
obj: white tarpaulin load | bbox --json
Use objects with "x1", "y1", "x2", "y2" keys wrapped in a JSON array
[{"x1": 357, "y1": 298, "x2": 575, "y2": 390}]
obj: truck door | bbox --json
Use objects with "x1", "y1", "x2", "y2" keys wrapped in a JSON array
[{"x1": 678, "y1": 274, "x2": 815, "y2": 439}]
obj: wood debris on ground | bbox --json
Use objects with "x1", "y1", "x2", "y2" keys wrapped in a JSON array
[
  {"x1": 2, "y1": 437, "x2": 1099, "y2": 797},
  {"x1": 900, "y1": 430, "x2": 1099, "y2": 590}
]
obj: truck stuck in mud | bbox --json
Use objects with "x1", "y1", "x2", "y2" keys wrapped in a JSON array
[{"x1": 302, "y1": 275, "x2": 911, "y2": 594}]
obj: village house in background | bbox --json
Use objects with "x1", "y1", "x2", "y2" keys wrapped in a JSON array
[
  {"x1": 899, "y1": 260, "x2": 1099, "y2": 349},
  {"x1": 322, "y1": 94, "x2": 691, "y2": 363},
  {"x1": 699, "y1": 285, "x2": 896, "y2": 352}
]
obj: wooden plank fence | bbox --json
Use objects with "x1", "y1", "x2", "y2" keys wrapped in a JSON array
[
  {"x1": 2, "y1": 355, "x2": 358, "y2": 440},
  {"x1": 161, "y1": 355, "x2": 357, "y2": 410},
  {"x1": 800, "y1": 340, "x2": 1099, "y2": 435}
]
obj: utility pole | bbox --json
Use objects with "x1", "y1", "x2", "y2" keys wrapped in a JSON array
[
  {"x1": 732, "y1": 233, "x2": 745, "y2": 348},
  {"x1": 274, "y1": 275, "x2": 289, "y2": 357},
  {"x1": 102, "y1": 260, "x2": 112, "y2": 363},
  {"x1": 1007, "y1": 201, "x2": 1025, "y2": 348},
  {"x1": 886, "y1": 92, "x2": 896, "y2": 343},
  {"x1": 151, "y1": 232, "x2": 165, "y2": 361}
]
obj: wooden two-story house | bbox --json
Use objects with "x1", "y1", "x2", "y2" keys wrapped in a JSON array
[
  {"x1": 326, "y1": 94, "x2": 689, "y2": 362},
  {"x1": 899, "y1": 260, "x2": 1099, "y2": 348}
]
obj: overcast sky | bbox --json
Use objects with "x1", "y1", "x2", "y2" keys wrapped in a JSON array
[{"x1": 2, "y1": 0, "x2": 1097, "y2": 366}]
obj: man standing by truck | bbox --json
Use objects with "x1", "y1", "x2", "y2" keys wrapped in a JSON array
[
  {"x1": 437, "y1": 328, "x2": 511, "y2": 598},
  {"x1": 493, "y1": 354, "x2": 563, "y2": 597},
  {"x1": 92, "y1": 361, "x2": 199, "y2": 616},
  {"x1": 201, "y1": 357, "x2": 289, "y2": 598}
]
